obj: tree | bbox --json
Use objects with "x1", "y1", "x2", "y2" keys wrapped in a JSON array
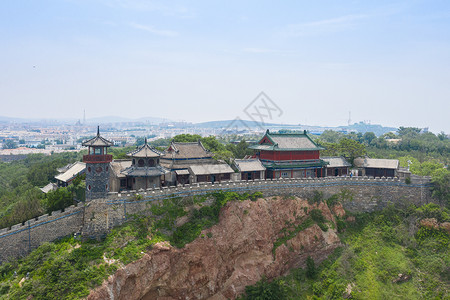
[
  {"x1": 338, "y1": 138, "x2": 366, "y2": 165},
  {"x1": 306, "y1": 256, "x2": 317, "y2": 279},
  {"x1": 431, "y1": 169, "x2": 450, "y2": 208},
  {"x1": 2, "y1": 140, "x2": 17, "y2": 149},
  {"x1": 173, "y1": 134, "x2": 202, "y2": 143},
  {"x1": 363, "y1": 132, "x2": 376, "y2": 145},
  {"x1": 43, "y1": 187, "x2": 73, "y2": 213}
]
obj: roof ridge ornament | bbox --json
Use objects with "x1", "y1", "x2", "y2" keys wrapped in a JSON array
[{"x1": 97, "y1": 125, "x2": 100, "y2": 136}]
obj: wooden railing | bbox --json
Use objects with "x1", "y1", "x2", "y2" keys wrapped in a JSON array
[{"x1": 83, "y1": 154, "x2": 113, "y2": 163}]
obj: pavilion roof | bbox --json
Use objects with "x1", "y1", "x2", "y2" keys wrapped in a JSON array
[
  {"x1": 82, "y1": 127, "x2": 113, "y2": 147},
  {"x1": 127, "y1": 140, "x2": 164, "y2": 158},
  {"x1": 249, "y1": 130, "x2": 324, "y2": 151}
]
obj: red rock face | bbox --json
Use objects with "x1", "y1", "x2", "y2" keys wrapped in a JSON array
[{"x1": 88, "y1": 196, "x2": 343, "y2": 300}]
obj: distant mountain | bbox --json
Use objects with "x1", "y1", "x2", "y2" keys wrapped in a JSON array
[{"x1": 194, "y1": 119, "x2": 285, "y2": 129}]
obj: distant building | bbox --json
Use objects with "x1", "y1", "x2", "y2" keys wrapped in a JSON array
[
  {"x1": 354, "y1": 157, "x2": 399, "y2": 177},
  {"x1": 249, "y1": 130, "x2": 328, "y2": 179},
  {"x1": 322, "y1": 157, "x2": 351, "y2": 177}
]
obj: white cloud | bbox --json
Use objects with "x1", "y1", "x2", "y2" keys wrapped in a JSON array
[{"x1": 129, "y1": 22, "x2": 179, "y2": 37}]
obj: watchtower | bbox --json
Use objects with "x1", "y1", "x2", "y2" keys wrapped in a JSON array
[{"x1": 82, "y1": 126, "x2": 113, "y2": 200}]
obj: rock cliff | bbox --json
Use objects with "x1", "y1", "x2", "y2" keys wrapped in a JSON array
[{"x1": 87, "y1": 196, "x2": 344, "y2": 300}]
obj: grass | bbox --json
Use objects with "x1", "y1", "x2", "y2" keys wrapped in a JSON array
[
  {"x1": 0, "y1": 191, "x2": 263, "y2": 300},
  {"x1": 240, "y1": 204, "x2": 450, "y2": 300}
]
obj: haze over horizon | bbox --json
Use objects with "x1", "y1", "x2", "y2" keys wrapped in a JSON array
[{"x1": 1, "y1": 1, "x2": 449, "y2": 133}]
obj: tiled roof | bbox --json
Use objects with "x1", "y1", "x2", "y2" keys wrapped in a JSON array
[
  {"x1": 110, "y1": 160, "x2": 132, "y2": 178},
  {"x1": 82, "y1": 127, "x2": 113, "y2": 147},
  {"x1": 127, "y1": 143, "x2": 164, "y2": 158},
  {"x1": 121, "y1": 165, "x2": 169, "y2": 177},
  {"x1": 55, "y1": 161, "x2": 86, "y2": 183},
  {"x1": 234, "y1": 159, "x2": 266, "y2": 172},
  {"x1": 189, "y1": 164, "x2": 234, "y2": 175},
  {"x1": 354, "y1": 157, "x2": 399, "y2": 169},
  {"x1": 164, "y1": 141, "x2": 213, "y2": 159},
  {"x1": 249, "y1": 130, "x2": 324, "y2": 151},
  {"x1": 321, "y1": 156, "x2": 351, "y2": 168}
]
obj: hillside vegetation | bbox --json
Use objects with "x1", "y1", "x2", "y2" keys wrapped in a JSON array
[{"x1": 239, "y1": 203, "x2": 450, "y2": 300}]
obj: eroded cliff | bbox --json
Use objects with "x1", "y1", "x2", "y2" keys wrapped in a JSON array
[{"x1": 88, "y1": 196, "x2": 344, "y2": 300}]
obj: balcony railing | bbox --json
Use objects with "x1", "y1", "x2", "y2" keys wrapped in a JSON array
[{"x1": 83, "y1": 154, "x2": 113, "y2": 163}]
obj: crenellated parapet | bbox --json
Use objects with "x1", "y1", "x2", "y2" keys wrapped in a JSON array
[{"x1": 0, "y1": 176, "x2": 432, "y2": 264}]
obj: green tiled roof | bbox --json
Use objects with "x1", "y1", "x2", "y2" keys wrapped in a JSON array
[{"x1": 249, "y1": 130, "x2": 324, "y2": 151}]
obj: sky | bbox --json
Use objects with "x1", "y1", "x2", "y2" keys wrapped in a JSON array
[{"x1": 1, "y1": 0, "x2": 450, "y2": 133}]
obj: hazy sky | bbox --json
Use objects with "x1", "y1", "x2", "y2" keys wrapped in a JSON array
[{"x1": 1, "y1": 0, "x2": 449, "y2": 132}]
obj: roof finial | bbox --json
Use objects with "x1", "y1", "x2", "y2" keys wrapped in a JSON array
[
  {"x1": 97, "y1": 126, "x2": 100, "y2": 136},
  {"x1": 145, "y1": 137, "x2": 148, "y2": 145}
]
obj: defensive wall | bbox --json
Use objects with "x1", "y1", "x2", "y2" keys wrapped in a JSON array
[{"x1": 0, "y1": 176, "x2": 432, "y2": 263}]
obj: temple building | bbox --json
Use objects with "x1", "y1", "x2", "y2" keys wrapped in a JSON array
[
  {"x1": 82, "y1": 127, "x2": 113, "y2": 200},
  {"x1": 322, "y1": 156, "x2": 351, "y2": 177},
  {"x1": 161, "y1": 140, "x2": 215, "y2": 185},
  {"x1": 354, "y1": 157, "x2": 399, "y2": 178},
  {"x1": 120, "y1": 139, "x2": 169, "y2": 190},
  {"x1": 249, "y1": 130, "x2": 328, "y2": 179},
  {"x1": 233, "y1": 159, "x2": 266, "y2": 180}
]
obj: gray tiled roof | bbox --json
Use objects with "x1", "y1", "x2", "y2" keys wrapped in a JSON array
[
  {"x1": 354, "y1": 157, "x2": 399, "y2": 169},
  {"x1": 321, "y1": 156, "x2": 351, "y2": 168},
  {"x1": 189, "y1": 164, "x2": 234, "y2": 175},
  {"x1": 110, "y1": 160, "x2": 132, "y2": 178},
  {"x1": 55, "y1": 161, "x2": 86, "y2": 182},
  {"x1": 127, "y1": 144, "x2": 164, "y2": 158},
  {"x1": 121, "y1": 165, "x2": 169, "y2": 177},
  {"x1": 164, "y1": 141, "x2": 213, "y2": 159},
  {"x1": 234, "y1": 159, "x2": 266, "y2": 172},
  {"x1": 82, "y1": 127, "x2": 113, "y2": 147}
]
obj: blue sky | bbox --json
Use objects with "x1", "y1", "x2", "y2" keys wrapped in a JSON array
[{"x1": 1, "y1": 0, "x2": 449, "y2": 132}]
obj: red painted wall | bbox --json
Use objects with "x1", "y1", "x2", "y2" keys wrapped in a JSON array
[{"x1": 259, "y1": 150, "x2": 319, "y2": 160}]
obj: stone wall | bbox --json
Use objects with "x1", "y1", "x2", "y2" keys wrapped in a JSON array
[
  {"x1": 0, "y1": 205, "x2": 84, "y2": 263},
  {"x1": 0, "y1": 176, "x2": 432, "y2": 263},
  {"x1": 83, "y1": 176, "x2": 432, "y2": 237}
]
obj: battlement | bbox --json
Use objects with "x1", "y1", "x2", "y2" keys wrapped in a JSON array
[{"x1": 0, "y1": 176, "x2": 433, "y2": 264}]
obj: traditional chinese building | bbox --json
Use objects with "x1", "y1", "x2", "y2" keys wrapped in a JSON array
[
  {"x1": 233, "y1": 159, "x2": 266, "y2": 180},
  {"x1": 120, "y1": 139, "x2": 169, "y2": 190},
  {"x1": 249, "y1": 130, "x2": 328, "y2": 179},
  {"x1": 322, "y1": 156, "x2": 351, "y2": 177},
  {"x1": 82, "y1": 127, "x2": 113, "y2": 200},
  {"x1": 161, "y1": 140, "x2": 215, "y2": 185},
  {"x1": 354, "y1": 157, "x2": 399, "y2": 178}
]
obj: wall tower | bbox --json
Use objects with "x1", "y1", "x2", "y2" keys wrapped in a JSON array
[{"x1": 82, "y1": 126, "x2": 113, "y2": 200}]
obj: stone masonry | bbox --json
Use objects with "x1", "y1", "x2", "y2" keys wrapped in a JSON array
[{"x1": 0, "y1": 176, "x2": 432, "y2": 263}]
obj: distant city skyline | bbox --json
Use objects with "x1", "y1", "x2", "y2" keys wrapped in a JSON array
[{"x1": 1, "y1": 1, "x2": 449, "y2": 133}]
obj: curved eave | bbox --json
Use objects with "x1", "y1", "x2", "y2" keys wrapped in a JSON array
[{"x1": 249, "y1": 145, "x2": 325, "y2": 151}]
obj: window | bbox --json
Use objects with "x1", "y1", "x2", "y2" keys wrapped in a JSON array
[
  {"x1": 149, "y1": 159, "x2": 155, "y2": 167},
  {"x1": 94, "y1": 148, "x2": 102, "y2": 155},
  {"x1": 281, "y1": 172, "x2": 289, "y2": 178},
  {"x1": 138, "y1": 159, "x2": 144, "y2": 167}
]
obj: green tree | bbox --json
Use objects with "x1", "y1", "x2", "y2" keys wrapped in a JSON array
[
  {"x1": 338, "y1": 138, "x2": 366, "y2": 165},
  {"x1": 306, "y1": 256, "x2": 317, "y2": 279},
  {"x1": 2, "y1": 140, "x2": 17, "y2": 149},
  {"x1": 431, "y1": 169, "x2": 450, "y2": 208},
  {"x1": 43, "y1": 187, "x2": 73, "y2": 213},
  {"x1": 363, "y1": 132, "x2": 376, "y2": 145}
]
